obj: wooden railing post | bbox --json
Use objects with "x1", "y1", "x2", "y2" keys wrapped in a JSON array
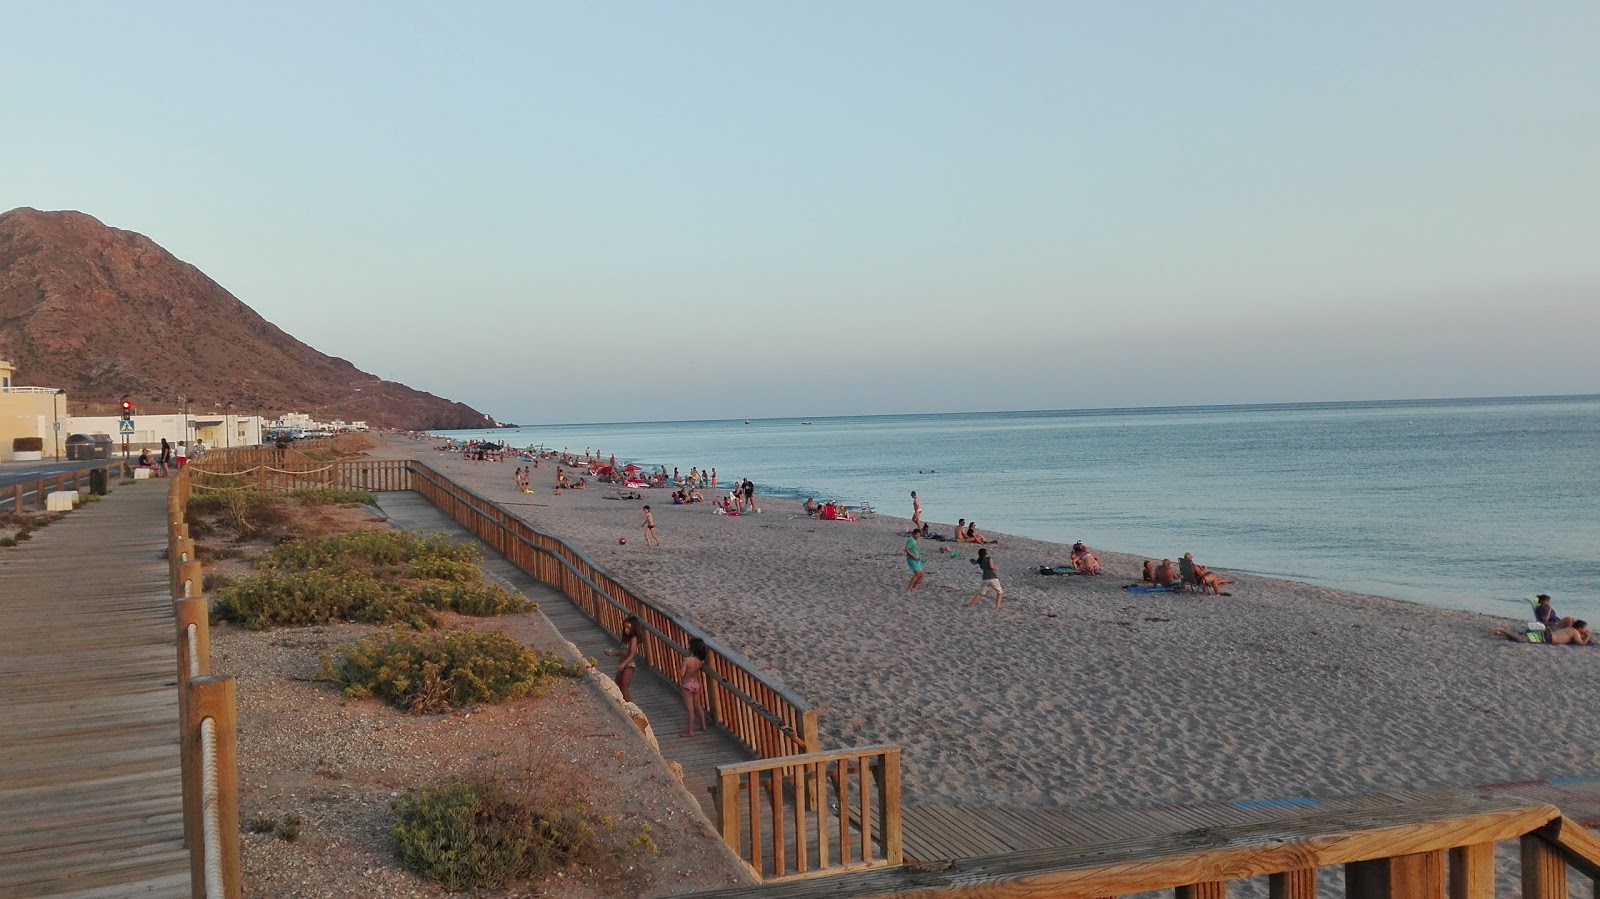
[
  {"x1": 187, "y1": 675, "x2": 242, "y2": 899},
  {"x1": 1447, "y1": 842, "x2": 1494, "y2": 899},
  {"x1": 716, "y1": 770, "x2": 741, "y2": 852},
  {"x1": 1176, "y1": 884, "x2": 1226, "y2": 899},
  {"x1": 874, "y1": 748, "x2": 903, "y2": 865},
  {"x1": 174, "y1": 596, "x2": 210, "y2": 853},
  {"x1": 1269, "y1": 869, "x2": 1317, "y2": 898},
  {"x1": 1520, "y1": 835, "x2": 1567, "y2": 899},
  {"x1": 1347, "y1": 850, "x2": 1445, "y2": 899}
]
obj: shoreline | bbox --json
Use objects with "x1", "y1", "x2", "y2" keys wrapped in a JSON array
[{"x1": 388, "y1": 437, "x2": 1599, "y2": 813}]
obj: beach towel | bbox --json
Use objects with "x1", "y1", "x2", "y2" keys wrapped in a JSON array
[
  {"x1": 1036, "y1": 565, "x2": 1078, "y2": 576},
  {"x1": 1123, "y1": 584, "x2": 1175, "y2": 594}
]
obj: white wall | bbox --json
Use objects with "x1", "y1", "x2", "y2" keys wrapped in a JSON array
[{"x1": 68, "y1": 414, "x2": 265, "y2": 448}]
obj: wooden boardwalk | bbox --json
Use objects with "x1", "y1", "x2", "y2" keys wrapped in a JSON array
[
  {"x1": 0, "y1": 482, "x2": 189, "y2": 898},
  {"x1": 378, "y1": 491, "x2": 756, "y2": 817},
  {"x1": 900, "y1": 779, "x2": 1600, "y2": 864}
]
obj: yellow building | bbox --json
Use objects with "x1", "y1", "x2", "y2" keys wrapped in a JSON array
[{"x1": 0, "y1": 360, "x2": 69, "y2": 462}]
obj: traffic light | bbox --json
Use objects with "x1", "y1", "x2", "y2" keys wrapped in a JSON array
[{"x1": 121, "y1": 399, "x2": 133, "y2": 421}]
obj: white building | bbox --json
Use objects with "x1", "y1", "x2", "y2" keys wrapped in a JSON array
[{"x1": 69, "y1": 412, "x2": 264, "y2": 451}]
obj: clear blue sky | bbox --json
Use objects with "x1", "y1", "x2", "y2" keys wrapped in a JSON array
[{"x1": 6, "y1": 2, "x2": 1597, "y2": 423}]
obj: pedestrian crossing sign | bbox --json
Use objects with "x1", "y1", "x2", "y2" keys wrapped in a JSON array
[{"x1": 119, "y1": 420, "x2": 135, "y2": 434}]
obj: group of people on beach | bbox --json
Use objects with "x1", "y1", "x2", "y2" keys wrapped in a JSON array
[
  {"x1": 1493, "y1": 594, "x2": 1592, "y2": 646},
  {"x1": 1139, "y1": 553, "x2": 1234, "y2": 594}
]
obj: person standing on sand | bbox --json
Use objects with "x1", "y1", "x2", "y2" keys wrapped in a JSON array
[
  {"x1": 606, "y1": 616, "x2": 645, "y2": 702},
  {"x1": 911, "y1": 491, "x2": 923, "y2": 529},
  {"x1": 905, "y1": 527, "x2": 926, "y2": 592},
  {"x1": 968, "y1": 548, "x2": 1004, "y2": 609},
  {"x1": 742, "y1": 478, "x2": 756, "y2": 513},
  {"x1": 641, "y1": 505, "x2": 660, "y2": 546},
  {"x1": 711, "y1": 468, "x2": 717, "y2": 487},
  {"x1": 679, "y1": 637, "x2": 709, "y2": 736}
]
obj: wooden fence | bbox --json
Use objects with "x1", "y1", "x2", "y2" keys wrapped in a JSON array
[
  {"x1": 715, "y1": 746, "x2": 902, "y2": 881},
  {"x1": 407, "y1": 461, "x2": 820, "y2": 760},
  {"x1": 696, "y1": 791, "x2": 1600, "y2": 897},
  {"x1": 167, "y1": 457, "x2": 242, "y2": 898},
  {"x1": 1, "y1": 460, "x2": 127, "y2": 513}
]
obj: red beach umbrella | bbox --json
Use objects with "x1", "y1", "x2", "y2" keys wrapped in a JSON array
[{"x1": 622, "y1": 464, "x2": 642, "y2": 472}]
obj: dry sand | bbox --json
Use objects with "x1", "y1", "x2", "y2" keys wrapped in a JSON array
[{"x1": 383, "y1": 438, "x2": 1599, "y2": 813}]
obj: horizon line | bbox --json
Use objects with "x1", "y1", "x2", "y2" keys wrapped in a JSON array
[{"x1": 447, "y1": 391, "x2": 1600, "y2": 432}]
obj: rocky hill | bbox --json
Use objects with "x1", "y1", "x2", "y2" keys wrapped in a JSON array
[{"x1": 0, "y1": 208, "x2": 497, "y2": 430}]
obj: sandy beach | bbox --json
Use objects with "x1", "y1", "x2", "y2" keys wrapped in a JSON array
[{"x1": 382, "y1": 438, "x2": 1599, "y2": 813}]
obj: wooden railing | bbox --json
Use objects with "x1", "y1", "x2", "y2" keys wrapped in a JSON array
[
  {"x1": 715, "y1": 746, "x2": 902, "y2": 882},
  {"x1": 1, "y1": 460, "x2": 126, "y2": 513},
  {"x1": 407, "y1": 461, "x2": 819, "y2": 759},
  {"x1": 693, "y1": 792, "x2": 1600, "y2": 898},
  {"x1": 167, "y1": 460, "x2": 242, "y2": 898}
]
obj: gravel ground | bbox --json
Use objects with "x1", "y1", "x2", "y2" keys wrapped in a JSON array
[{"x1": 205, "y1": 505, "x2": 751, "y2": 897}]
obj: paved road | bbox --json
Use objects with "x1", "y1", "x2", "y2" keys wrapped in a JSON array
[{"x1": 0, "y1": 459, "x2": 123, "y2": 490}]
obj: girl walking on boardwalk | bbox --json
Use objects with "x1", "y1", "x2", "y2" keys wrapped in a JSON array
[
  {"x1": 641, "y1": 505, "x2": 660, "y2": 546},
  {"x1": 607, "y1": 616, "x2": 645, "y2": 702},
  {"x1": 680, "y1": 637, "x2": 710, "y2": 736},
  {"x1": 968, "y1": 548, "x2": 1004, "y2": 609}
]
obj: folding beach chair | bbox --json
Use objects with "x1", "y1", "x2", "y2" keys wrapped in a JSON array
[{"x1": 857, "y1": 501, "x2": 876, "y2": 518}]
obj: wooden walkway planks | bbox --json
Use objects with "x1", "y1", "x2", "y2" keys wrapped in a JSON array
[
  {"x1": 902, "y1": 782, "x2": 1600, "y2": 864},
  {"x1": 0, "y1": 481, "x2": 189, "y2": 899},
  {"x1": 377, "y1": 490, "x2": 757, "y2": 819}
]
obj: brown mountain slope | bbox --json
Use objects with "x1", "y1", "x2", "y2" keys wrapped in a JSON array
[{"x1": 0, "y1": 208, "x2": 497, "y2": 429}]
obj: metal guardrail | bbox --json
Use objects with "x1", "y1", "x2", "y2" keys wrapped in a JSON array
[{"x1": 1, "y1": 460, "x2": 126, "y2": 513}]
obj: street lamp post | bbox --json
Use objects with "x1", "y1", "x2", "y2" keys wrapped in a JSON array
[
  {"x1": 225, "y1": 402, "x2": 235, "y2": 448},
  {"x1": 53, "y1": 389, "x2": 65, "y2": 460}
]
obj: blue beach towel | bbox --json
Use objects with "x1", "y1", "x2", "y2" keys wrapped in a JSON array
[{"x1": 1123, "y1": 584, "x2": 1175, "y2": 594}]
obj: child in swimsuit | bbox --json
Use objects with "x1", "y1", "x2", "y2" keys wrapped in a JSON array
[{"x1": 680, "y1": 637, "x2": 709, "y2": 736}]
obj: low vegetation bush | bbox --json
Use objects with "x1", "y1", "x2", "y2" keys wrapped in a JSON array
[
  {"x1": 390, "y1": 780, "x2": 599, "y2": 891},
  {"x1": 329, "y1": 630, "x2": 579, "y2": 712},
  {"x1": 186, "y1": 488, "x2": 288, "y2": 538},
  {"x1": 287, "y1": 486, "x2": 378, "y2": 506},
  {"x1": 213, "y1": 570, "x2": 526, "y2": 629},
  {"x1": 214, "y1": 571, "x2": 408, "y2": 630},
  {"x1": 261, "y1": 531, "x2": 475, "y2": 572}
]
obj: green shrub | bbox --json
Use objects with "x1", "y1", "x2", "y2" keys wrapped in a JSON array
[
  {"x1": 391, "y1": 781, "x2": 597, "y2": 891},
  {"x1": 414, "y1": 581, "x2": 529, "y2": 616},
  {"x1": 288, "y1": 487, "x2": 378, "y2": 506},
  {"x1": 261, "y1": 531, "x2": 476, "y2": 572},
  {"x1": 0, "y1": 537, "x2": 16, "y2": 547},
  {"x1": 410, "y1": 556, "x2": 482, "y2": 583},
  {"x1": 213, "y1": 571, "x2": 435, "y2": 630},
  {"x1": 331, "y1": 629, "x2": 578, "y2": 711}
]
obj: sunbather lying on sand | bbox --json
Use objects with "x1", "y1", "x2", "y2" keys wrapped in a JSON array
[{"x1": 1493, "y1": 621, "x2": 1592, "y2": 645}]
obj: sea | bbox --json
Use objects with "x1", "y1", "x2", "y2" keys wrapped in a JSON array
[{"x1": 440, "y1": 395, "x2": 1600, "y2": 622}]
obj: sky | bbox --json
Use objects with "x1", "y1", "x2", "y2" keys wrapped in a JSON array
[{"x1": 4, "y1": 2, "x2": 1598, "y2": 424}]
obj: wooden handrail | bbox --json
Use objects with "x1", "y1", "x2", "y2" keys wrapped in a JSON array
[
  {"x1": 1536, "y1": 815, "x2": 1600, "y2": 881},
  {"x1": 714, "y1": 746, "x2": 902, "y2": 881},
  {"x1": 692, "y1": 793, "x2": 1568, "y2": 897}
]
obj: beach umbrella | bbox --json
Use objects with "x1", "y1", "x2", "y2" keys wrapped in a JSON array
[{"x1": 622, "y1": 464, "x2": 642, "y2": 472}]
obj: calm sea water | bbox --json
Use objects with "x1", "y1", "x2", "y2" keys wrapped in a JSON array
[{"x1": 442, "y1": 396, "x2": 1600, "y2": 621}]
